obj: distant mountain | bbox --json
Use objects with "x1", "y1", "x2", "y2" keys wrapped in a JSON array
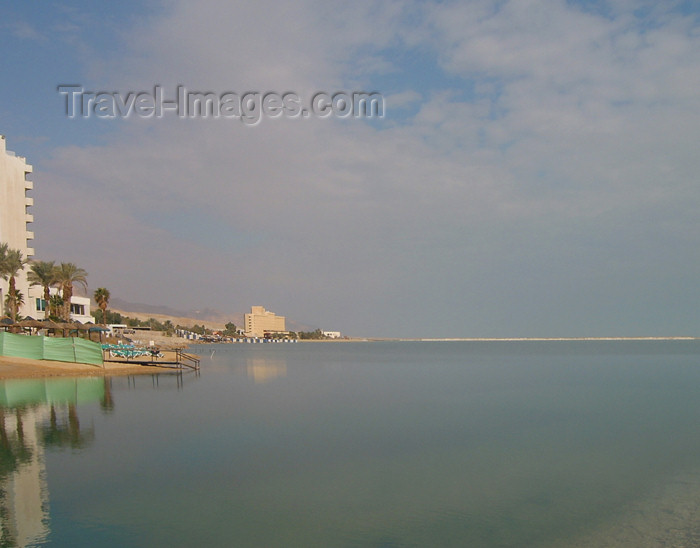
[
  {"x1": 109, "y1": 297, "x2": 227, "y2": 321},
  {"x1": 286, "y1": 319, "x2": 320, "y2": 333}
]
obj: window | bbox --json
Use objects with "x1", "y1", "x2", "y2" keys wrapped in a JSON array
[
  {"x1": 36, "y1": 298, "x2": 47, "y2": 311},
  {"x1": 70, "y1": 303, "x2": 85, "y2": 316}
]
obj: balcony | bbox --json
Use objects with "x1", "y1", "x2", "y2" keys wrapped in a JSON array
[
  {"x1": 26, "y1": 231, "x2": 35, "y2": 240},
  {"x1": 25, "y1": 213, "x2": 34, "y2": 223},
  {"x1": 25, "y1": 196, "x2": 34, "y2": 206}
]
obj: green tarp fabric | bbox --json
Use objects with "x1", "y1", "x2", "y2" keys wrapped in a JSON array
[
  {"x1": 0, "y1": 331, "x2": 43, "y2": 359},
  {"x1": 72, "y1": 337, "x2": 104, "y2": 366},
  {"x1": 0, "y1": 332, "x2": 103, "y2": 366},
  {"x1": 0, "y1": 377, "x2": 105, "y2": 407}
]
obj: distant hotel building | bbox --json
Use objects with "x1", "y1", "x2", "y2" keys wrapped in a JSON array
[
  {"x1": 244, "y1": 306, "x2": 286, "y2": 337},
  {"x1": 0, "y1": 135, "x2": 34, "y2": 318},
  {"x1": 0, "y1": 134, "x2": 93, "y2": 322}
]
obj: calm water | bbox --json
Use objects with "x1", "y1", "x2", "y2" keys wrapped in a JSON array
[{"x1": 2, "y1": 340, "x2": 700, "y2": 547}]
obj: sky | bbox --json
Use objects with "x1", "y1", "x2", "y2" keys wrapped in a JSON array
[{"x1": 1, "y1": 0, "x2": 699, "y2": 338}]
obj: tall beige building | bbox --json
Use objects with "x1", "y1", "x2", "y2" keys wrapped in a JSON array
[
  {"x1": 0, "y1": 135, "x2": 34, "y2": 317},
  {"x1": 244, "y1": 306, "x2": 286, "y2": 337}
]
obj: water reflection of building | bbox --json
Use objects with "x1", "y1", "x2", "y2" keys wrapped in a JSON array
[
  {"x1": 0, "y1": 406, "x2": 50, "y2": 547},
  {"x1": 246, "y1": 358, "x2": 287, "y2": 383},
  {"x1": 0, "y1": 378, "x2": 104, "y2": 547}
]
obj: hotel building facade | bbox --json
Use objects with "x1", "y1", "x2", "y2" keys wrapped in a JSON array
[
  {"x1": 1, "y1": 135, "x2": 93, "y2": 322},
  {"x1": 0, "y1": 135, "x2": 35, "y2": 318},
  {"x1": 244, "y1": 306, "x2": 286, "y2": 337}
]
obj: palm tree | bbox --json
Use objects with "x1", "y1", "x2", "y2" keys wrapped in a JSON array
[
  {"x1": 94, "y1": 287, "x2": 110, "y2": 325},
  {"x1": 27, "y1": 260, "x2": 57, "y2": 319},
  {"x1": 0, "y1": 246, "x2": 27, "y2": 320},
  {"x1": 49, "y1": 294, "x2": 64, "y2": 321},
  {"x1": 54, "y1": 262, "x2": 88, "y2": 322},
  {"x1": 4, "y1": 289, "x2": 24, "y2": 320}
]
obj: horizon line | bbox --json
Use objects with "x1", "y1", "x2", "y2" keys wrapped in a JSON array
[{"x1": 365, "y1": 336, "x2": 699, "y2": 342}]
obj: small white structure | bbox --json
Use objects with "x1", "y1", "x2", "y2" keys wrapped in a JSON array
[
  {"x1": 106, "y1": 324, "x2": 128, "y2": 337},
  {"x1": 322, "y1": 331, "x2": 341, "y2": 339},
  {"x1": 29, "y1": 288, "x2": 95, "y2": 323}
]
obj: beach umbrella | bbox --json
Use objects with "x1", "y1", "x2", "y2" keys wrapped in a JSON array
[
  {"x1": 39, "y1": 320, "x2": 63, "y2": 337},
  {"x1": 87, "y1": 323, "x2": 109, "y2": 342},
  {"x1": 18, "y1": 319, "x2": 46, "y2": 328},
  {"x1": 39, "y1": 320, "x2": 61, "y2": 329},
  {"x1": 0, "y1": 316, "x2": 15, "y2": 332},
  {"x1": 17, "y1": 319, "x2": 47, "y2": 334},
  {"x1": 55, "y1": 322, "x2": 79, "y2": 337},
  {"x1": 71, "y1": 323, "x2": 90, "y2": 341}
]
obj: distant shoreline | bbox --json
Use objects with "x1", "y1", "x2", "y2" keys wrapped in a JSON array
[
  {"x1": 363, "y1": 336, "x2": 700, "y2": 342},
  {"x1": 0, "y1": 354, "x2": 181, "y2": 380}
]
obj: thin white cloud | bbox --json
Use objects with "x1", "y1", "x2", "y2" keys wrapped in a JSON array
[
  {"x1": 33, "y1": 0, "x2": 700, "y2": 336},
  {"x1": 11, "y1": 21, "x2": 45, "y2": 41}
]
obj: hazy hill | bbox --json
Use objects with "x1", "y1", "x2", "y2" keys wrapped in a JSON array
[{"x1": 108, "y1": 297, "x2": 318, "y2": 333}]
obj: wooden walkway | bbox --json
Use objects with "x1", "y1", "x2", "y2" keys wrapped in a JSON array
[{"x1": 104, "y1": 349, "x2": 201, "y2": 371}]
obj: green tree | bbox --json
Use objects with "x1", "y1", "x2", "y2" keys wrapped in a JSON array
[
  {"x1": 126, "y1": 316, "x2": 141, "y2": 327},
  {"x1": 54, "y1": 262, "x2": 88, "y2": 321},
  {"x1": 94, "y1": 287, "x2": 110, "y2": 325},
  {"x1": 27, "y1": 260, "x2": 57, "y2": 319},
  {"x1": 0, "y1": 244, "x2": 27, "y2": 320},
  {"x1": 3, "y1": 289, "x2": 24, "y2": 320},
  {"x1": 105, "y1": 310, "x2": 123, "y2": 324},
  {"x1": 299, "y1": 329, "x2": 325, "y2": 340},
  {"x1": 224, "y1": 322, "x2": 237, "y2": 336},
  {"x1": 162, "y1": 320, "x2": 174, "y2": 335},
  {"x1": 49, "y1": 294, "x2": 64, "y2": 321}
]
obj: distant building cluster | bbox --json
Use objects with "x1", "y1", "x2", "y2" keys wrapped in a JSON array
[
  {"x1": 244, "y1": 306, "x2": 286, "y2": 337},
  {"x1": 175, "y1": 328, "x2": 207, "y2": 341}
]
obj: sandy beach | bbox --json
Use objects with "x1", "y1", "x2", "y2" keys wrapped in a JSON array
[{"x1": 0, "y1": 354, "x2": 171, "y2": 380}]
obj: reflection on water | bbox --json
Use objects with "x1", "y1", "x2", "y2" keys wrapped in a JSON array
[
  {"x1": 0, "y1": 377, "x2": 106, "y2": 547},
  {"x1": 246, "y1": 357, "x2": 287, "y2": 383},
  {"x1": 0, "y1": 374, "x2": 190, "y2": 547},
  {"x1": 0, "y1": 406, "x2": 49, "y2": 547},
  {"x1": 2, "y1": 342, "x2": 700, "y2": 547}
]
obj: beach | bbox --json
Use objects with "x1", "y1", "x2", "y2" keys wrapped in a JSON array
[{"x1": 0, "y1": 353, "x2": 168, "y2": 379}]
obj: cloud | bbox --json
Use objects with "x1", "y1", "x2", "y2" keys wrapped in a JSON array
[
  {"x1": 31, "y1": 0, "x2": 700, "y2": 337},
  {"x1": 11, "y1": 21, "x2": 45, "y2": 41}
]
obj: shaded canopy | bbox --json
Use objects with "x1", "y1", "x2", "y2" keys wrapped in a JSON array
[
  {"x1": 38, "y1": 320, "x2": 62, "y2": 330},
  {"x1": 17, "y1": 319, "x2": 46, "y2": 329}
]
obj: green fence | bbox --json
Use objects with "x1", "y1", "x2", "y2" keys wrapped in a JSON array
[
  {"x1": 0, "y1": 377, "x2": 105, "y2": 407},
  {"x1": 0, "y1": 332, "x2": 104, "y2": 366}
]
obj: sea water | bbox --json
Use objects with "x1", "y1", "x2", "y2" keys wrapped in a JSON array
[{"x1": 2, "y1": 340, "x2": 700, "y2": 547}]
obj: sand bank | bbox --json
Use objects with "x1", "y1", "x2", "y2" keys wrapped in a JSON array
[{"x1": 0, "y1": 354, "x2": 169, "y2": 380}]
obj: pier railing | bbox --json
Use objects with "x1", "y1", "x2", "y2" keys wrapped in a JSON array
[
  {"x1": 103, "y1": 345, "x2": 201, "y2": 371},
  {"x1": 176, "y1": 349, "x2": 201, "y2": 370}
]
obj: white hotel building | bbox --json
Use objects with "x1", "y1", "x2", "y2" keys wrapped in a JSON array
[{"x1": 0, "y1": 135, "x2": 93, "y2": 322}]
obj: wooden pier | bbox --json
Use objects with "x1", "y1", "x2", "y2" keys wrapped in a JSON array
[{"x1": 104, "y1": 348, "x2": 200, "y2": 371}]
